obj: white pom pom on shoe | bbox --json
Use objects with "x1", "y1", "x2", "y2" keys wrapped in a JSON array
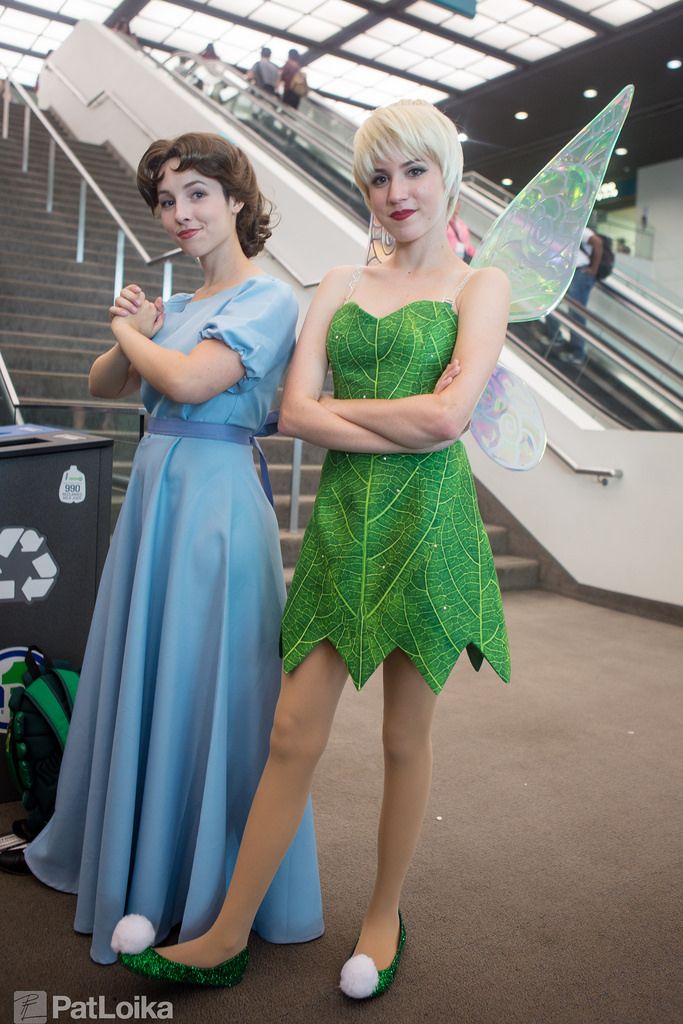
[
  {"x1": 339, "y1": 953, "x2": 379, "y2": 999},
  {"x1": 111, "y1": 914, "x2": 156, "y2": 954}
]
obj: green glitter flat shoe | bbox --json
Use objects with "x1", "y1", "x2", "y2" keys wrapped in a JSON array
[
  {"x1": 118, "y1": 945, "x2": 249, "y2": 987},
  {"x1": 339, "y1": 912, "x2": 406, "y2": 999}
]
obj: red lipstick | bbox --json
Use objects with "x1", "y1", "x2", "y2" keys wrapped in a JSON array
[{"x1": 390, "y1": 210, "x2": 415, "y2": 221}]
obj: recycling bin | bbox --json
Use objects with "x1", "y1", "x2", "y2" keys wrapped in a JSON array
[{"x1": 0, "y1": 423, "x2": 113, "y2": 801}]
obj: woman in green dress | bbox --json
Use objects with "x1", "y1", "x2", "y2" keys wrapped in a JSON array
[{"x1": 118, "y1": 99, "x2": 511, "y2": 998}]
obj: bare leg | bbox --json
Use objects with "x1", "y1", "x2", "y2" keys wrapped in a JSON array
[
  {"x1": 353, "y1": 648, "x2": 438, "y2": 968},
  {"x1": 156, "y1": 641, "x2": 348, "y2": 967}
]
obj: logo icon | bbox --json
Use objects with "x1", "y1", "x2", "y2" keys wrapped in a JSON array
[
  {"x1": 14, "y1": 991, "x2": 47, "y2": 1023},
  {"x1": 0, "y1": 528, "x2": 59, "y2": 603},
  {"x1": 59, "y1": 465, "x2": 86, "y2": 504}
]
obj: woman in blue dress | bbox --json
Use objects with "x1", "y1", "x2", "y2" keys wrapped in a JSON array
[{"x1": 23, "y1": 132, "x2": 323, "y2": 965}]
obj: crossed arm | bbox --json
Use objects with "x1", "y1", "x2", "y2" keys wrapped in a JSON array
[
  {"x1": 89, "y1": 287, "x2": 245, "y2": 404},
  {"x1": 279, "y1": 265, "x2": 510, "y2": 453}
]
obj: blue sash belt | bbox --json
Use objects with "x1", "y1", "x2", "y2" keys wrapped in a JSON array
[{"x1": 147, "y1": 411, "x2": 279, "y2": 507}]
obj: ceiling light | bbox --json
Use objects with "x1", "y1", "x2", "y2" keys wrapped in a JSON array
[
  {"x1": 615, "y1": 147, "x2": 628, "y2": 156},
  {"x1": 501, "y1": 177, "x2": 513, "y2": 186},
  {"x1": 667, "y1": 58, "x2": 682, "y2": 70},
  {"x1": 459, "y1": 131, "x2": 468, "y2": 142},
  {"x1": 583, "y1": 88, "x2": 598, "y2": 98},
  {"x1": 514, "y1": 111, "x2": 528, "y2": 120}
]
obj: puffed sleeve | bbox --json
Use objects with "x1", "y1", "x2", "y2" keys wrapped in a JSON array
[{"x1": 200, "y1": 276, "x2": 299, "y2": 394}]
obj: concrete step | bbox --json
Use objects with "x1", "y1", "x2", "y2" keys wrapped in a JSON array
[
  {"x1": 491, "y1": 555, "x2": 539, "y2": 590},
  {"x1": 1, "y1": 343, "x2": 103, "y2": 374},
  {"x1": 0, "y1": 312, "x2": 112, "y2": 339},
  {"x1": 268, "y1": 463, "x2": 322, "y2": 495},
  {"x1": 0, "y1": 295, "x2": 116, "y2": 323},
  {"x1": 0, "y1": 233, "x2": 167, "y2": 263},
  {"x1": 0, "y1": 257, "x2": 202, "y2": 294},
  {"x1": 0, "y1": 211, "x2": 171, "y2": 250},
  {"x1": 0, "y1": 330, "x2": 112, "y2": 351},
  {"x1": 0, "y1": 182, "x2": 163, "y2": 220},
  {"x1": 12, "y1": 368, "x2": 91, "y2": 401},
  {"x1": 0, "y1": 206, "x2": 166, "y2": 241}
]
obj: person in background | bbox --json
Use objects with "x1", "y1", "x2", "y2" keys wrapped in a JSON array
[
  {"x1": 546, "y1": 226, "x2": 603, "y2": 365},
  {"x1": 112, "y1": 19, "x2": 139, "y2": 47},
  {"x1": 247, "y1": 46, "x2": 279, "y2": 95},
  {"x1": 446, "y1": 199, "x2": 475, "y2": 263},
  {"x1": 279, "y1": 49, "x2": 304, "y2": 109}
]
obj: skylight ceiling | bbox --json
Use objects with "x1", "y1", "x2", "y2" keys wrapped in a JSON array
[
  {"x1": 405, "y1": 0, "x2": 596, "y2": 65},
  {"x1": 1, "y1": 0, "x2": 681, "y2": 101},
  {"x1": 553, "y1": 0, "x2": 680, "y2": 26},
  {"x1": 0, "y1": 1, "x2": 116, "y2": 84}
]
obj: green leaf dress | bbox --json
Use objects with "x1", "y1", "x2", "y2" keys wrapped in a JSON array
[{"x1": 281, "y1": 299, "x2": 511, "y2": 693}]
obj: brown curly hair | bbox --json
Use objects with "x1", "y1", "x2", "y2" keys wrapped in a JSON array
[{"x1": 137, "y1": 132, "x2": 272, "y2": 257}]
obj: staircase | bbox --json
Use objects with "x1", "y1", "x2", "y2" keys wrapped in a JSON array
[{"x1": 0, "y1": 97, "x2": 539, "y2": 591}]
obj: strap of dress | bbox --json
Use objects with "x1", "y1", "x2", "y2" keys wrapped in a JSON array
[
  {"x1": 443, "y1": 269, "x2": 476, "y2": 307},
  {"x1": 344, "y1": 266, "x2": 363, "y2": 304}
]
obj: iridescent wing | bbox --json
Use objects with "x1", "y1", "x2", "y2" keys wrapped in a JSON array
[
  {"x1": 468, "y1": 85, "x2": 634, "y2": 469},
  {"x1": 472, "y1": 85, "x2": 634, "y2": 321}
]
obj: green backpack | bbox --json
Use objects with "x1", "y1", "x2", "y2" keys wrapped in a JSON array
[{"x1": 5, "y1": 647, "x2": 79, "y2": 840}]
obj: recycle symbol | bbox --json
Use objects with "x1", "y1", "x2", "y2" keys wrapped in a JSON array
[{"x1": 0, "y1": 527, "x2": 59, "y2": 603}]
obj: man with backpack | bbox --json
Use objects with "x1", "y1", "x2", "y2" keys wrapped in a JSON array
[
  {"x1": 545, "y1": 227, "x2": 612, "y2": 365},
  {"x1": 247, "y1": 46, "x2": 279, "y2": 95}
]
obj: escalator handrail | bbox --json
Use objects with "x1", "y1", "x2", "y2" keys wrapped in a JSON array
[
  {"x1": 505, "y1": 325, "x2": 681, "y2": 431},
  {"x1": 561, "y1": 294, "x2": 683, "y2": 378},
  {"x1": 603, "y1": 272, "x2": 683, "y2": 334},
  {"x1": 157, "y1": 52, "x2": 355, "y2": 165},
  {"x1": 515, "y1": 309, "x2": 683, "y2": 412}
]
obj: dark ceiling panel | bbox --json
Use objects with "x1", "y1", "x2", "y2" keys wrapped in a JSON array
[{"x1": 444, "y1": 5, "x2": 683, "y2": 188}]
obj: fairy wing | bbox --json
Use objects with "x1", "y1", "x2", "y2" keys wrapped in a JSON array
[
  {"x1": 467, "y1": 85, "x2": 634, "y2": 469},
  {"x1": 471, "y1": 85, "x2": 634, "y2": 321}
]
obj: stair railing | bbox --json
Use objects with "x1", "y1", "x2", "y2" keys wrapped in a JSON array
[{"x1": 1, "y1": 70, "x2": 180, "y2": 300}]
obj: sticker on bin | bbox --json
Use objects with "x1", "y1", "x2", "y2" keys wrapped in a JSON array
[
  {"x1": 59, "y1": 465, "x2": 86, "y2": 504},
  {"x1": 0, "y1": 647, "x2": 45, "y2": 733},
  {"x1": 0, "y1": 528, "x2": 59, "y2": 603}
]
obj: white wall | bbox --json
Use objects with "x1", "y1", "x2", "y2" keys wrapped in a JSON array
[
  {"x1": 37, "y1": 21, "x2": 367, "y2": 287},
  {"x1": 636, "y1": 158, "x2": 683, "y2": 302},
  {"x1": 465, "y1": 348, "x2": 683, "y2": 607}
]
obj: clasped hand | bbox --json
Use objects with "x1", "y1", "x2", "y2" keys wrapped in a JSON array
[{"x1": 109, "y1": 284, "x2": 165, "y2": 338}]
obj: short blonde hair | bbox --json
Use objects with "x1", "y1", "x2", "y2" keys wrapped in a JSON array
[{"x1": 352, "y1": 100, "x2": 463, "y2": 219}]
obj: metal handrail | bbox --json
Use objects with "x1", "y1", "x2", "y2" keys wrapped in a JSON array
[
  {"x1": 44, "y1": 61, "x2": 157, "y2": 142},
  {"x1": 2, "y1": 69, "x2": 181, "y2": 298},
  {"x1": 545, "y1": 439, "x2": 623, "y2": 485},
  {"x1": 603, "y1": 273, "x2": 683, "y2": 335},
  {"x1": 541, "y1": 308, "x2": 682, "y2": 410}
]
